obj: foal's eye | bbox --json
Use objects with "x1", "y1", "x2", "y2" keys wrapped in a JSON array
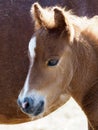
[{"x1": 47, "y1": 59, "x2": 59, "y2": 66}]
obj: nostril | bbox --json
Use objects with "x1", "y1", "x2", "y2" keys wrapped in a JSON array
[
  {"x1": 33, "y1": 100, "x2": 45, "y2": 116},
  {"x1": 21, "y1": 101, "x2": 29, "y2": 109},
  {"x1": 21, "y1": 97, "x2": 30, "y2": 109},
  {"x1": 40, "y1": 100, "x2": 44, "y2": 107},
  {"x1": 17, "y1": 97, "x2": 31, "y2": 110}
]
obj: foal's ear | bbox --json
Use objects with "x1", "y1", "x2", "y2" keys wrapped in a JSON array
[
  {"x1": 31, "y1": 3, "x2": 43, "y2": 29},
  {"x1": 54, "y1": 8, "x2": 74, "y2": 42},
  {"x1": 31, "y1": 3, "x2": 54, "y2": 29},
  {"x1": 54, "y1": 8, "x2": 66, "y2": 30}
]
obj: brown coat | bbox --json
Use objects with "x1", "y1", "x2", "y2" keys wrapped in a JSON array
[{"x1": 0, "y1": 0, "x2": 98, "y2": 124}]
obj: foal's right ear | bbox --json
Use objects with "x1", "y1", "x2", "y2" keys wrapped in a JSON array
[
  {"x1": 31, "y1": 3, "x2": 52, "y2": 30},
  {"x1": 31, "y1": 3, "x2": 43, "y2": 29}
]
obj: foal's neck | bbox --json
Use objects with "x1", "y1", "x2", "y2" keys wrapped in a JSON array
[
  {"x1": 68, "y1": 33, "x2": 98, "y2": 129},
  {"x1": 69, "y1": 35, "x2": 98, "y2": 105}
]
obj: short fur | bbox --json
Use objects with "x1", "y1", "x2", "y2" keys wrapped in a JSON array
[
  {"x1": 18, "y1": 3, "x2": 98, "y2": 130},
  {"x1": 0, "y1": 0, "x2": 98, "y2": 125}
]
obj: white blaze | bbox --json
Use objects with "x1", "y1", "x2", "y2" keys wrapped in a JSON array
[
  {"x1": 29, "y1": 36, "x2": 36, "y2": 59},
  {"x1": 19, "y1": 36, "x2": 37, "y2": 100}
]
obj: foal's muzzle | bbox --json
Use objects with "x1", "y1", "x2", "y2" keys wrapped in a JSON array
[{"x1": 17, "y1": 97, "x2": 45, "y2": 116}]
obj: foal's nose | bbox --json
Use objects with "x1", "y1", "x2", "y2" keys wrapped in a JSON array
[{"x1": 17, "y1": 97, "x2": 45, "y2": 116}]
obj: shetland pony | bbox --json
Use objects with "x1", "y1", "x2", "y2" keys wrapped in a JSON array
[
  {"x1": 18, "y1": 3, "x2": 98, "y2": 130},
  {"x1": 0, "y1": 0, "x2": 98, "y2": 124}
]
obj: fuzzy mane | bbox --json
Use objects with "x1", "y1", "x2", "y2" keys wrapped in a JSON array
[
  {"x1": 31, "y1": 5, "x2": 71, "y2": 29},
  {"x1": 31, "y1": 3, "x2": 88, "y2": 29},
  {"x1": 30, "y1": 3, "x2": 98, "y2": 43}
]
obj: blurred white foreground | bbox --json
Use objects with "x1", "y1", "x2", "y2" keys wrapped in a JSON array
[{"x1": 0, "y1": 98, "x2": 87, "y2": 130}]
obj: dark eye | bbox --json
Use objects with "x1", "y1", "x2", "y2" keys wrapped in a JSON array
[{"x1": 47, "y1": 59, "x2": 59, "y2": 66}]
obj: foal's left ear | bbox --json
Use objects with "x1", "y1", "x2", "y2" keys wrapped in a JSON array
[
  {"x1": 54, "y1": 8, "x2": 74, "y2": 42},
  {"x1": 54, "y1": 8, "x2": 66, "y2": 30}
]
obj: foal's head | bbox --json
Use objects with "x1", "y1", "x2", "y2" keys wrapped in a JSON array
[{"x1": 18, "y1": 3, "x2": 75, "y2": 118}]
